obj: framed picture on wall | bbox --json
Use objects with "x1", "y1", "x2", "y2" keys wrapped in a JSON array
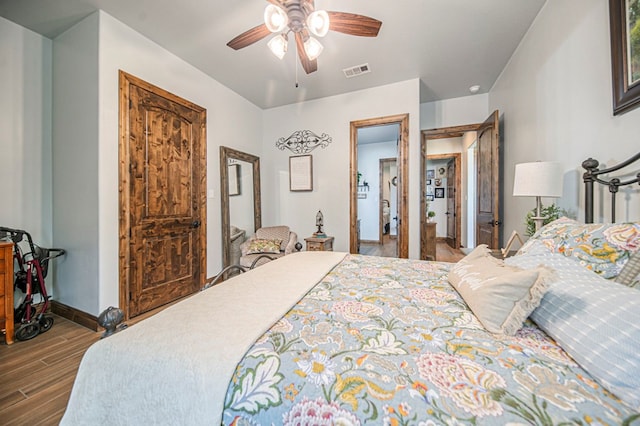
[
  {"x1": 289, "y1": 155, "x2": 313, "y2": 191},
  {"x1": 426, "y1": 179, "x2": 432, "y2": 185},
  {"x1": 426, "y1": 186, "x2": 434, "y2": 195},
  {"x1": 426, "y1": 169, "x2": 435, "y2": 179},
  {"x1": 610, "y1": 0, "x2": 640, "y2": 115},
  {"x1": 426, "y1": 194, "x2": 434, "y2": 202},
  {"x1": 435, "y1": 188, "x2": 445, "y2": 198}
]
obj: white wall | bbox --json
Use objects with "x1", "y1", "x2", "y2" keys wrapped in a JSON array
[
  {"x1": 0, "y1": 17, "x2": 52, "y2": 246},
  {"x1": 52, "y1": 11, "x2": 263, "y2": 315},
  {"x1": 357, "y1": 141, "x2": 397, "y2": 241},
  {"x1": 421, "y1": 94, "x2": 489, "y2": 129},
  {"x1": 490, "y1": 0, "x2": 640, "y2": 239},
  {"x1": 262, "y1": 79, "x2": 421, "y2": 257},
  {"x1": 52, "y1": 13, "x2": 100, "y2": 313}
]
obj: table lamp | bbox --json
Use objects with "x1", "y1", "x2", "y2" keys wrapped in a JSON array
[{"x1": 513, "y1": 161, "x2": 563, "y2": 232}]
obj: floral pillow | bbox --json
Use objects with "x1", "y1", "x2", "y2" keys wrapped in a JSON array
[
  {"x1": 518, "y1": 217, "x2": 640, "y2": 279},
  {"x1": 246, "y1": 238, "x2": 282, "y2": 254}
]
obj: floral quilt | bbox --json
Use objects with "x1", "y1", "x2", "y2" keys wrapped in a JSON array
[{"x1": 221, "y1": 255, "x2": 638, "y2": 425}]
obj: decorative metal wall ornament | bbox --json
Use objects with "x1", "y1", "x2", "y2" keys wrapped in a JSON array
[{"x1": 276, "y1": 130, "x2": 332, "y2": 154}]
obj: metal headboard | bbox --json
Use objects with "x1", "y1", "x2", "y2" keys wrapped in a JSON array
[{"x1": 582, "y1": 152, "x2": 640, "y2": 223}]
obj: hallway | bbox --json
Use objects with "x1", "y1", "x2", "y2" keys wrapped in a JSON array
[{"x1": 359, "y1": 236, "x2": 464, "y2": 263}]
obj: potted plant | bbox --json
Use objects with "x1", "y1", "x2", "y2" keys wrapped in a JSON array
[
  {"x1": 427, "y1": 211, "x2": 436, "y2": 223},
  {"x1": 524, "y1": 203, "x2": 567, "y2": 236}
]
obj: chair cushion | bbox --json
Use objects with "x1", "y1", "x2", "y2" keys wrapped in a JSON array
[
  {"x1": 246, "y1": 238, "x2": 282, "y2": 255},
  {"x1": 256, "y1": 226, "x2": 290, "y2": 251}
]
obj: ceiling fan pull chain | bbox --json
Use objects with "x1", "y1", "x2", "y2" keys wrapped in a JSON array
[{"x1": 295, "y1": 41, "x2": 299, "y2": 88}]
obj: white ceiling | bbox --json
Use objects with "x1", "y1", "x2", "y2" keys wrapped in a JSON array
[{"x1": 0, "y1": 0, "x2": 546, "y2": 110}]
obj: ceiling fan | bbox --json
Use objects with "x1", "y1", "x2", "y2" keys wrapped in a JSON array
[{"x1": 227, "y1": 0, "x2": 382, "y2": 74}]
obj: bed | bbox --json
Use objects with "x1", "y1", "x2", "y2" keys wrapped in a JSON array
[{"x1": 61, "y1": 156, "x2": 640, "y2": 425}]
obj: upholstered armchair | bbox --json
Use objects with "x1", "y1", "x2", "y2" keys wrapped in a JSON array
[
  {"x1": 239, "y1": 225, "x2": 302, "y2": 268},
  {"x1": 229, "y1": 225, "x2": 246, "y2": 266}
]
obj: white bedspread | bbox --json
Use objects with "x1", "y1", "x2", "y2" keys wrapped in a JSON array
[{"x1": 61, "y1": 251, "x2": 347, "y2": 426}]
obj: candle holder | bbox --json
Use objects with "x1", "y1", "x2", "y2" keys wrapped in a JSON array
[{"x1": 314, "y1": 210, "x2": 326, "y2": 237}]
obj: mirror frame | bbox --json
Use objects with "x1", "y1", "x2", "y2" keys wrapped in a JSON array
[{"x1": 220, "y1": 146, "x2": 261, "y2": 267}]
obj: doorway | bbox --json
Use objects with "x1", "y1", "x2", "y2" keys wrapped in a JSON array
[
  {"x1": 350, "y1": 114, "x2": 409, "y2": 258},
  {"x1": 420, "y1": 110, "x2": 501, "y2": 257},
  {"x1": 423, "y1": 153, "x2": 461, "y2": 257}
]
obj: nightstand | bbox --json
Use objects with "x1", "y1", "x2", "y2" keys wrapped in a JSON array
[{"x1": 305, "y1": 236, "x2": 334, "y2": 252}]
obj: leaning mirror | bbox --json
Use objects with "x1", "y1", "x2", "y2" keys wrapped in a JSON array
[{"x1": 220, "y1": 146, "x2": 261, "y2": 268}]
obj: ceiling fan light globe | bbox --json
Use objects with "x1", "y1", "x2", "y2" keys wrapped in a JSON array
[
  {"x1": 264, "y1": 4, "x2": 289, "y2": 33},
  {"x1": 304, "y1": 36, "x2": 323, "y2": 60},
  {"x1": 268, "y1": 34, "x2": 288, "y2": 59},
  {"x1": 307, "y1": 10, "x2": 330, "y2": 37}
]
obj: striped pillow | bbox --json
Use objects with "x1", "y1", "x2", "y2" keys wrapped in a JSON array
[
  {"x1": 616, "y1": 251, "x2": 640, "y2": 288},
  {"x1": 507, "y1": 251, "x2": 640, "y2": 410}
]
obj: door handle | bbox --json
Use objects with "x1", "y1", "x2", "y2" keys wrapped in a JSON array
[
  {"x1": 487, "y1": 220, "x2": 502, "y2": 227},
  {"x1": 191, "y1": 220, "x2": 201, "y2": 228}
]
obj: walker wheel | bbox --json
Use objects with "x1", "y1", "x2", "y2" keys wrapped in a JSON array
[
  {"x1": 15, "y1": 322, "x2": 40, "y2": 341},
  {"x1": 39, "y1": 316, "x2": 54, "y2": 333}
]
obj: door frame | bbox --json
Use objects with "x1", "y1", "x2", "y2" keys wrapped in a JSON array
[
  {"x1": 350, "y1": 114, "x2": 409, "y2": 257},
  {"x1": 118, "y1": 71, "x2": 207, "y2": 319}
]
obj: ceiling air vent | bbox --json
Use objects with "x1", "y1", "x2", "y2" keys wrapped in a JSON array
[{"x1": 343, "y1": 63, "x2": 371, "y2": 78}]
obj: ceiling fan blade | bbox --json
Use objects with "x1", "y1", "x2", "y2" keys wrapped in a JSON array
[
  {"x1": 327, "y1": 11, "x2": 382, "y2": 37},
  {"x1": 295, "y1": 32, "x2": 318, "y2": 74},
  {"x1": 227, "y1": 24, "x2": 271, "y2": 50}
]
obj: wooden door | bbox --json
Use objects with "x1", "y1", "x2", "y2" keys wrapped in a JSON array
[
  {"x1": 475, "y1": 110, "x2": 501, "y2": 249},
  {"x1": 119, "y1": 72, "x2": 206, "y2": 319},
  {"x1": 445, "y1": 159, "x2": 456, "y2": 248}
]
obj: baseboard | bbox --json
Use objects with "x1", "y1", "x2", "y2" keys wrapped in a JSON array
[{"x1": 51, "y1": 301, "x2": 99, "y2": 331}]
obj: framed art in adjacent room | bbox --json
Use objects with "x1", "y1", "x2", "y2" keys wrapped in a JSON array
[
  {"x1": 426, "y1": 169, "x2": 435, "y2": 179},
  {"x1": 435, "y1": 188, "x2": 445, "y2": 198},
  {"x1": 609, "y1": 0, "x2": 640, "y2": 115},
  {"x1": 289, "y1": 155, "x2": 313, "y2": 191}
]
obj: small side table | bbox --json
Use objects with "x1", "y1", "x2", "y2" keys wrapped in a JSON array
[{"x1": 305, "y1": 236, "x2": 334, "y2": 252}]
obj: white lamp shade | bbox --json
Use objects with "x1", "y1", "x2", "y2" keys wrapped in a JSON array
[
  {"x1": 264, "y1": 4, "x2": 288, "y2": 33},
  {"x1": 267, "y1": 34, "x2": 288, "y2": 59},
  {"x1": 513, "y1": 161, "x2": 563, "y2": 197},
  {"x1": 307, "y1": 10, "x2": 330, "y2": 37},
  {"x1": 304, "y1": 36, "x2": 323, "y2": 60}
]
